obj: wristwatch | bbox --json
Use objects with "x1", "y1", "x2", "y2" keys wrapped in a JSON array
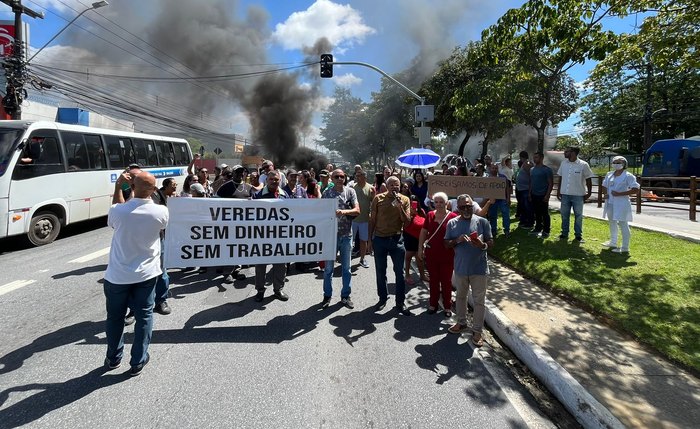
[{"x1": 482, "y1": 243, "x2": 488, "y2": 250}]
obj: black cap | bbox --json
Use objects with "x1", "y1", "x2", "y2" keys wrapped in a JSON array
[
  {"x1": 287, "y1": 169, "x2": 298, "y2": 176},
  {"x1": 319, "y1": 169, "x2": 329, "y2": 176},
  {"x1": 232, "y1": 165, "x2": 245, "y2": 171}
]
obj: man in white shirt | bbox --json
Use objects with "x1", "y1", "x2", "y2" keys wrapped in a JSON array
[
  {"x1": 556, "y1": 146, "x2": 594, "y2": 242},
  {"x1": 259, "y1": 159, "x2": 287, "y2": 188},
  {"x1": 104, "y1": 171, "x2": 169, "y2": 376}
]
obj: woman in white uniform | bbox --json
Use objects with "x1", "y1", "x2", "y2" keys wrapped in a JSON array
[{"x1": 601, "y1": 156, "x2": 640, "y2": 253}]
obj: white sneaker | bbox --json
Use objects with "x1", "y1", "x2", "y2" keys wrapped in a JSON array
[
  {"x1": 612, "y1": 248, "x2": 629, "y2": 253},
  {"x1": 602, "y1": 241, "x2": 617, "y2": 248}
]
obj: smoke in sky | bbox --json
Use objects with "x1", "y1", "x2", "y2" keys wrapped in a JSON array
[{"x1": 31, "y1": 0, "x2": 507, "y2": 167}]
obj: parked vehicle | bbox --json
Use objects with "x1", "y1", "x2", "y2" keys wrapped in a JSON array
[{"x1": 642, "y1": 137, "x2": 700, "y2": 192}]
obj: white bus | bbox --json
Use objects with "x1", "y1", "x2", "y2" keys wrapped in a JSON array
[{"x1": 0, "y1": 121, "x2": 193, "y2": 245}]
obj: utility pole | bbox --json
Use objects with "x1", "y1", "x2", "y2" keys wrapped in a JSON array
[{"x1": 1, "y1": 0, "x2": 43, "y2": 119}]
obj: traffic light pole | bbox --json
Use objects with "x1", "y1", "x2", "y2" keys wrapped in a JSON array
[
  {"x1": 324, "y1": 60, "x2": 430, "y2": 147},
  {"x1": 329, "y1": 61, "x2": 425, "y2": 107}
]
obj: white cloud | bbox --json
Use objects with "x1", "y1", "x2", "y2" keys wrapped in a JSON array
[
  {"x1": 334, "y1": 73, "x2": 361, "y2": 88},
  {"x1": 272, "y1": 0, "x2": 375, "y2": 51}
]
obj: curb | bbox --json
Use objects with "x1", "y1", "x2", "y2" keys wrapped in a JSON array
[{"x1": 477, "y1": 294, "x2": 625, "y2": 429}]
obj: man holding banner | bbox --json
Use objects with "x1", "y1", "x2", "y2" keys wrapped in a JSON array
[
  {"x1": 321, "y1": 169, "x2": 360, "y2": 309},
  {"x1": 253, "y1": 170, "x2": 291, "y2": 302}
]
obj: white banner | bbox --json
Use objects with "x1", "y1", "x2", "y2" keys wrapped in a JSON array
[{"x1": 164, "y1": 198, "x2": 338, "y2": 267}]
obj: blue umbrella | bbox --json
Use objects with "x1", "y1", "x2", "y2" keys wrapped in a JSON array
[{"x1": 395, "y1": 148, "x2": 441, "y2": 169}]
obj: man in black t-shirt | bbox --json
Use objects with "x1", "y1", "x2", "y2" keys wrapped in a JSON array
[{"x1": 216, "y1": 165, "x2": 253, "y2": 282}]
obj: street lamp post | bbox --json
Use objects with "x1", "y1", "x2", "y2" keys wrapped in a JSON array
[{"x1": 26, "y1": 1, "x2": 109, "y2": 64}]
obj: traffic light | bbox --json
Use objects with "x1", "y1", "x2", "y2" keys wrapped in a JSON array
[{"x1": 320, "y1": 54, "x2": 333, "y2": 78}]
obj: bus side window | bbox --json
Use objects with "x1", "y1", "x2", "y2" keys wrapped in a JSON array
[
  {"x1": 84, "y1": 134, "x2": 106, "y2": 169},
  {"x1": 120, "y1": 138, "x2": 136, "y2": 166},
  {"x1": 133, "y1": 139, "x2": 149, "y2": 166},
  {"x1": 144, "y1": 140, "x2": 157, "y2": 166},
  {"x1": 172, "y1": 142, "x2": 191, "y2": 166},
  {"x1": 155, "y1": 141, "x2": 173, "y2": 166},
  {"x1": 61, "y1": 131, "x2": 90, "y2": 170},
  {"x1": 23, "y1": 135, "x2": 61, "y2": 165},
  {"x1": 105, "y1": 135, "x2": 125, "y2": 168},
  {"x1": 13, "y1": 130, "x2": 64, "y2": 180}
]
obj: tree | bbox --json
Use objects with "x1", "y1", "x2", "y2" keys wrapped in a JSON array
[
  {"x1": 481, "y1": 0, "x2": 657, "y2": 152},
  {"x1": 581, "y1": 0, "x2": 700, "y2": 151},
  {"x1": 318, "y1": 87, "x2": 376, "y2": 166},
  {"x1": 185, "y1": 137, "x2": 214, "y2": 159},
  {"x1": 421, "y1": 42, "x2": 520, "y2": 159}
]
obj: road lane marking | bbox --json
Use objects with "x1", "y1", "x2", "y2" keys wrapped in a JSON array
[
  {"x1": 0, "y1": 280, "x2": 36, "y2": 297},
  {"x1": 69, "y1": 247, "x2": 110, "y2": 264}
]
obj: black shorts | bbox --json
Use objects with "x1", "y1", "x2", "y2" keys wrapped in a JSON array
[{"x1": 403, "y1": 232, "x2": 419, "y2": 252}]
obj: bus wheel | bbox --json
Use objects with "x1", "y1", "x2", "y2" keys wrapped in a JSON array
[{"x1": 28, "y1": 211, "x2": 61, "y2": 246}]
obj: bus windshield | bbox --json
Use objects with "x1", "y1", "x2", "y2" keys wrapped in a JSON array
[{"x1": 0, "y1": 127, "x2": 25, "y2": 177}]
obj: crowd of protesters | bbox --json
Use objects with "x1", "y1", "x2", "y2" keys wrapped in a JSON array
[{"x1": 105, "y1": 145, "x2": 634, "y2": 374}]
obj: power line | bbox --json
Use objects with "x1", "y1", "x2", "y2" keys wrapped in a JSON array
[
  {"x1": 32, "y1": 62, "x2": 315, "y2": 82},
  {"x1": 23, "y1": 0, "x2": 235, "y2": 103}
]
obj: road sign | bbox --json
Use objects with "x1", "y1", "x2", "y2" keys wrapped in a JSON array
[
  {"x1": 415, "y1": 105, "x2": 434, "y2": 122},
  {"x1": 415, "y1": 126, "x2": 431, "y2": 146},
  {"x1": 213, "y1": 147, "x2": 222, "y2": 155}
]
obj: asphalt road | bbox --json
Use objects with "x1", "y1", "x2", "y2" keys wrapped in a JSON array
[{"x1": 0, "y1": 221, "x2": 552, "y2": 429}]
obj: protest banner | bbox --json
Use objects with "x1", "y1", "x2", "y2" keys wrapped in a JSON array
[
  {"x1": 164, "y1": 198, "x2": 337, "y2": 268},
  {"x1": 427, "y1": 175, "x2": 508, "y2": 200}
]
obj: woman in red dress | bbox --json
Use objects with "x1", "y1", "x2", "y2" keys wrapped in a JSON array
[{"x1": 417, "y1": 192, "x2": 458, "y2": 316}]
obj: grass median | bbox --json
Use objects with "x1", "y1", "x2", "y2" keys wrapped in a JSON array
[{"x1": 488, "y1": 211, "x2": 700, "y2": 372}]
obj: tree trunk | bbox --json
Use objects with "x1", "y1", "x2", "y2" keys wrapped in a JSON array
[
  {"x1": 537, "y1": 126, "x2": 545, "y2": 153},
  {"x1": 481, "y1": 135, "x2": 490, "y2": 160},
  {"x1": 457, "y1": 132, "x2": 470, "y2": 157}
]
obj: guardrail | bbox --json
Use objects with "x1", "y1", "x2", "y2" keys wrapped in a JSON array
[{"x1": 553, "y1": 176, "x2": 697, "y2": 221}]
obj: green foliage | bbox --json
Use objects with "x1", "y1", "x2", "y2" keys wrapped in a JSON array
[
  {"x1": 186, "y1": 137, "x2": 215, "y2": 158},
  {"x1": 581, "y1": 1, "x2": 700, "y2": 152},
  {"x1": 318, "y1": 87, "x2": 380, "y2": 167},
  {"x1": 479, "y1": 0, "x2": 655, "y2": 151},
  {"x1": 491, "y1": 210, "x2": 700, "y2": 371}
]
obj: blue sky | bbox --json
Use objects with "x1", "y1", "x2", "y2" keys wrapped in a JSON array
[{"x1": 1, "y1": 0, "x2": 647, "y2": 140}]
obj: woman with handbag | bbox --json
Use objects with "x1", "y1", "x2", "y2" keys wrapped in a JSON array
[{"x1": 417, "y1": 192, "x2": 458, "y2": 316}]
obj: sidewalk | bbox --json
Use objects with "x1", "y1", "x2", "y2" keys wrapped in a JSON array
[{"x1": 484, "y1": 203, "x2": 700, "y2": 428}]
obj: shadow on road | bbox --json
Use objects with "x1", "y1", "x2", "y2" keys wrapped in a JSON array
[
  {"x1": 0, "y1": 366, "x2": 128, "y2": 428},
  {"x1": 146, "y1": 302, "x2": 342, "y2": 344},
  {"x1": 0, "y1": 321, "x2": 103, "y2": 376},
  {"x1": 52, "y1": 264, "x2": 108, "y2": 279}
]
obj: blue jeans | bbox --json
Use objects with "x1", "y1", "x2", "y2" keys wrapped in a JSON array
[
  {"x1": 324, "y1": 235, "x2": 352, "y2": 298},
  {"x1": 488, "y1": 200, "x2": 511, "y2": 236},
  {"x1": 516, "y1": 190, "x2": 533, "y2": 227},
  {"x1": 155, "y1": 238, "x2": 169, "y2": 304},
  {"x1": 104, "y1": 277, "x2": 157, "y2": 367},
  {"x1": 560, "y1": 194, "x2": 584, "y2": 237},
  {"x1": 372, "y1": 234, "x2": 406, "y2": 307}
]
